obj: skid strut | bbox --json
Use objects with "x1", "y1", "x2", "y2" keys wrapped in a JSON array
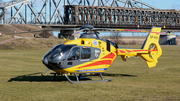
[
  {"x1": 41, "y1": 72, "x2": 112, "y2": 83},
  {"x1": 65, "y1": 73, "x2": 112, "y2": 83}
]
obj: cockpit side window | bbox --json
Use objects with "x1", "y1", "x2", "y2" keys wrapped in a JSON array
[
  {"x1": 81, "y1": 47, "x2": 91, "y2": 59},
  {"x1": 95, "y1": 49, "x2": 101, "y2": 59},
  {"x1": 68, "y1": 47, "x2": 80, "y2": 60}
]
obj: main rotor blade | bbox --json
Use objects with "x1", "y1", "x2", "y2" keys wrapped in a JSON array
[
  {"x1": 72, "y1": 29, "x2": 83, "y2": 34},
  {"x1": 115, "y1": 29, "x2": 166, "y2": 34}
]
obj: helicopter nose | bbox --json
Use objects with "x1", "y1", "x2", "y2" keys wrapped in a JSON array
[
  {"x1": 42, "y1": 56, "x2": 48, "y2": 66},
  {"x1": 42, "y1": 55, "x2": 63, "y2": 70},
  {"x1": 42, "y1": 55, "x2": 55, "y2": 70}
]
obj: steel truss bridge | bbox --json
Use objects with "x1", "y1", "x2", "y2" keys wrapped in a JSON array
[{"x1": 0, "y1": 0, "x2": 180, "y2": 30}]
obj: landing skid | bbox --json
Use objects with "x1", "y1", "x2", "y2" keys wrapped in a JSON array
[
  {"x1": 41, "y1": 72, "x2": 112, "y2": 83},
  {"x1": 65, "y1": 73, "x2": 112, "y2": 83}
]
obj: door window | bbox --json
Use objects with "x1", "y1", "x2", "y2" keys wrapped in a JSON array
[
  {"x1": 68, "y1": 47, "x2": 80, "y2": 60},
  {"x1": 81, "y1": 47, "x2": 91, "y2": 59}
]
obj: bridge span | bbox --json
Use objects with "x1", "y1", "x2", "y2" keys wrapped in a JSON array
[
  {"x1": 64, "y1": 5, "x2": 180, "y2": 31},
  {"x1": 0, "y1": 0, "x2": 180, "y2": 32}
]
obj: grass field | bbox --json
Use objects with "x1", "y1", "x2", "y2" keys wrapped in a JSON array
[{"x1": 0, "y1": 45, "x2": 180, "y2": 101}]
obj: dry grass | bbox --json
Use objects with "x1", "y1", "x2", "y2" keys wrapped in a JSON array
[
  {"x1": 0, "y1": 24, "x2": 55, "y2": 38},
  {"x1": 0, "y1": 25, "x2": 38, "y2": 37},
  {"x1": 0, "y1": 44, "x2": 180, "y2": 101},
  {"x1": 0, "y1": 38, "x2": 10, "y2": 42},
  {"x1": 0, "y1": 38, "x2": 64, "y2": 50},
  {"x1": 176, "y1": 36, "x2": 180, "y2": 45}
]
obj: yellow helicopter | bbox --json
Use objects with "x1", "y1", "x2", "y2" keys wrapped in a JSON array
[{"x1": 42, "y1": 25, "x2": 162, "y2": 83}]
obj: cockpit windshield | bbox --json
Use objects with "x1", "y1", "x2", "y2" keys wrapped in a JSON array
[{"x1": 50, "y1": 45, "x2": 75, "y2": 61}]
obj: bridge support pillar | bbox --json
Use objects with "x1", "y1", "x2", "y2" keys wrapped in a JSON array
[
  {"x1": 64, "y1": 5, "x2": 79, "y2": 24},
  {"x1": 58, "y1": 30, "x2": 79, "y2": 40},
  {"x1": 3, "y1": 8, "x2": 7, "y2": 24}
]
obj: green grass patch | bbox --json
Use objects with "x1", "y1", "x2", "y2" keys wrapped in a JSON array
[{"x1": 0, "y1": 46, "x2": 180, "y2": 101}]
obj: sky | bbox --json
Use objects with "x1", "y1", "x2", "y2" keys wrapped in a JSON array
[
  {"x1": 3, "y1": 0, "x2": 180, "y2": 10},
  {"x1": 3, "y1": 0, "x2": 180, "y2": 18},
  {"x1": 141, "y1": 0, "x2": 180, "y2": 9}
]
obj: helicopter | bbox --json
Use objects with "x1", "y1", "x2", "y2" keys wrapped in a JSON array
[{"x1": 42, "y1": 25, "x2": 162, "y2": 83}]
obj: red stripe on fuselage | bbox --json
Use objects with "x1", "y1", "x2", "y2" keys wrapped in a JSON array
[
  {"x1": 126, "y1": 50, "x2": 132, "y2": 53},
  {"x1": 119, "y1": 50, "x2": 126, "y2": 53},
  {"x1": 149, "y1": 31, "x2": 161, "y2": 35},
  {"x1": 114, "y1": 51, "x2": 118, "y2": 55},
  {"x1": 133, "y1": 50, "x2": 149, "y2": 52},
  {"x1": 119, "y1": 49, "x2": 157, "y2": 53},
  {"x1": 133, "y1": 49, "x2": 157, "y2": 52},
  {"x1": 102, "y1": 53, "x2": 115, "y2": 59},
  {"x1": 76, "y1": 60, "x2": 112, "y2": 69}
]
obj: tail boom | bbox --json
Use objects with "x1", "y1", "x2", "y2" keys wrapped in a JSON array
[{"x1": 118, "y1": 27, "x2": 162, "y2": 68}]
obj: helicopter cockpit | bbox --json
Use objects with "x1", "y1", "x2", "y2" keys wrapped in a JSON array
[
  {"x1": 49, "y1": 44, "x2": 74, "y2": 61},
  {"x1": 42, "y1": 44, "x2": 101, "y2": 70}
]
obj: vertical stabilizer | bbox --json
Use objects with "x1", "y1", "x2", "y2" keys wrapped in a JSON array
[{"x1": 141, "y1": 27, "x2": 162, "y2": 68}]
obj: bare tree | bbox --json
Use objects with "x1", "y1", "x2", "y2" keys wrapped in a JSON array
[{"x1": 109, "y1": 31, "x2": 122, "y2": 45}]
